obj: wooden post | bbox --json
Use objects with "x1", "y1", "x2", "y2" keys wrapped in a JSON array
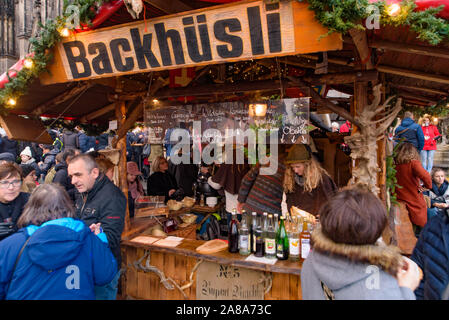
[{"x1": 115, "y1": 79, "x2": 131, "y2": 234}]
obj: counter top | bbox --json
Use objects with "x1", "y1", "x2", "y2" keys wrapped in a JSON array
[{"x1": 122, "y1": 236, "x2": 302, "y2": 276}]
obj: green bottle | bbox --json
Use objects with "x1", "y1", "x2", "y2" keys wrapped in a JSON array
[{"x1": 276, "y1": 216, "x2": 289, "y2": 260}]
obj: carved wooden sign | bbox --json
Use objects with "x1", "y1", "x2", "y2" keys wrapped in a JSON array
[
  {"x1": 41, "y1": 0, "x2": 341, "y2": 85},
  {"x1": 196, "y1": 261, "x2": 265, "y2": 300}
]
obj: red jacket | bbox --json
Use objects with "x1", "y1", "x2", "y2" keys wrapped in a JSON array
[
  {"x1": 421, "y1": 124, "x2": 440, "y2": 150},
  {"x1": 395, "y1": 160, "x2": 432, "y2": 227}
]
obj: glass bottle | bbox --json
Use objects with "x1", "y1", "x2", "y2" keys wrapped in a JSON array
[
  {"x1": 254, "y1": 215, "x2": 264, "y2": 257},
  {"x1": 262, "y1": 212, "x2": 268, "y2": 237},
  {"x1": 300, "y1": 221, "x2": 311, "y2": 261},
  {"x1": 288, "y1": 217, "x2": 300, "y2": 262},
  {"x1": 250, "y1": 212, "x2": 257, "y2": 253},
  {"x1": 239, "y1": 212, "x2": 250, "y2": 255},
  {"x1": 228, "y1": 210, "x2": 239, "y2": 253},
  {"x1": 264, "y1": 214, "x2": 276, "y2": 259},
  {"x1": 276, "y1": 216, "x2": 289, "y2": 260},
  {"x1": 274, "y1": 213, "x2": 279, "y2": 234}
]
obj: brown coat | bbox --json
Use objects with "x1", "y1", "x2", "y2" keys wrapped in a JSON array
[
  {"x1": 286, "y1": 174, "x2": 338, "y2": 216},
  {"x1": 395, "y1": 160, "x2": 432, "y2": 227}
]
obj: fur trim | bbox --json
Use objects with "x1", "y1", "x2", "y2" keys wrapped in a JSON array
[{"x1": 312, "y1": 228, "x2": 403, "y2": 277}]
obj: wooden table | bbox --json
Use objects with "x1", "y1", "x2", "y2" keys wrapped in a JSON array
[{"x1": 120, "y1": 234, "x2": 302, "y2": 300}]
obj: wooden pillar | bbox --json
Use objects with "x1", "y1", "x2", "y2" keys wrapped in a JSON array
[{"x1": 115, "y1": 80, "x2": 131, "y2": 234}]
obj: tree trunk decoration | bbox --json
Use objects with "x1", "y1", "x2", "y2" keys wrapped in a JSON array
[{"x1": 344, "y1": 84, "x2": 402, "y2": 194}]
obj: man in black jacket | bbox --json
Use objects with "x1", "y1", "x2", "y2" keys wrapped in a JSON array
[{"x1": 68, "y1": 154, "x2": 126, "y2": 300}]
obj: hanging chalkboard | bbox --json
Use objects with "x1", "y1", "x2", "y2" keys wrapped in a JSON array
[{"x1": 144, "y1": 98, "x2": 310, "y2": 145}]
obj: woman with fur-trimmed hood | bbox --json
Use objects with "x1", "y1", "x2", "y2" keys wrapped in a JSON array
[
  {"x1": 281, "y1": 144, "x2": 337, "y2": 217},
  {"x1": 301, "y1": 186, "x2": 421, "y2": 300}
]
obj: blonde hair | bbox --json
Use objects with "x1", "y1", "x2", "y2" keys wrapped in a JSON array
[
  {"x1": 151, "y1": 156, "x2": 167, "y2": 173},
  {"x1": 96, "y1": 158, "x2": 114, "y2": 175},
  {"x1": 395, "y1": 142, "x2": 420, "y2": 164},
  {"x1": 283, "y1": 157, "x2": 330, "y2": 193}
]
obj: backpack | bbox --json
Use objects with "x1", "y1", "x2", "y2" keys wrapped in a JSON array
[
  {"x1": 44, "y1": 166, "x2": 57, "y2": 183},
  {"x1": 197, "y1": 213, "x2": 221, "y2": 241}
]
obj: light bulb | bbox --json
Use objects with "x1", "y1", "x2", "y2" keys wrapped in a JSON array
[
  {"x1": 386, "y1": 3, "x2": 401, "y2": 17},
  {"x1": 23, "y1": 58, "x2": 33, "y2": 69},
  {"x1": 60, "y1": 28, "x2": 70, "y2": 37},
  {"x1": 7, "y1": 98, "x2": 16, "y2": 106}
]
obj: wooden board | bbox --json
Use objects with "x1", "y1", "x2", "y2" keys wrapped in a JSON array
[
  {"x1": 195, "y1": 239, "x2": 228, "y2": 254},
  {"x1": 0, "y1": 113, "x2": 53, "y2": 144},
  {"x1": 41, "y1": 0, "x2": 342, "y2": 85}
]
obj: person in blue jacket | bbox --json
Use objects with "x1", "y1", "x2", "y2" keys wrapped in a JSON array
[
  {"x1": 0, "y1": 183, "x2": 117, "y2": 300},
  {"x1": 394, "y1": 111, "x2": 425, "y2": 152},
  {"x1": 411, "y1": 209, "x2": 449, "y2": 300}
]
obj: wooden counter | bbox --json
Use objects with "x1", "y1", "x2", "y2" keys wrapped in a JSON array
[{"x1": 120, "y1": 233, "x2": 303, "y2": 300}]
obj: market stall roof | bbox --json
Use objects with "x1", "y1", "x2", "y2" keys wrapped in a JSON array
[{"x1": 1, "y1": 0, "x2": 449, "y2": 125}]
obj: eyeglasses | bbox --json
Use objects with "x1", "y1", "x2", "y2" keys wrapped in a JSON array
[{"x1": 0, "y1": 179, "x2": 22, "y2": 189}]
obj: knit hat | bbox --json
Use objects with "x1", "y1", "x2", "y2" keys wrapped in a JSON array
[
  {"x1": 285, "y1": 144, "x2": 311, "y2": 164},
  {"x1": 20, "y1": 164, "x2": 35, "y2": 178},
  {"x1": 127, "y1": 161, "x2": 142, "y2": 176},
  {"x1": 20, "y1": 146, "x2": 33, "y2": 158}
]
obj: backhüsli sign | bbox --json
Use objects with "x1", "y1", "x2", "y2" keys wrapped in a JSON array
[{"x1": 41, "y1": 0, "x2": 342, "y2": 85}]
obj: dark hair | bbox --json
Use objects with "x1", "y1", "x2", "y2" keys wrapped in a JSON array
[
  {"x1": 0, "y1": 162, "x2": 22, "y2": 181},
  {"x1": 318, "y1": 185, "x2": 387, "y2": 245},
  {"x1": 62, "y1": 148, "x2": 79, "y2": 163},
  {"x1": 17, "y1": 183, "x2": 75, "y2": 228},
  {"x1": 69, "y1": 154, "x2": 98, "y2": 171},
  {"x1": 41, "y1": 144, "x2": 53, "y2": 150}
]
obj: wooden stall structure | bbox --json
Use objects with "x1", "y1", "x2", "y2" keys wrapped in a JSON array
[{"x1": 1, "y1": 0, "x2": 449, "y2": 300}]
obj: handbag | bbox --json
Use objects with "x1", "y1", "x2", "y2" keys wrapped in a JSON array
[{"x1": 0, "y1": 221, "x2": 16, "y2": 241}]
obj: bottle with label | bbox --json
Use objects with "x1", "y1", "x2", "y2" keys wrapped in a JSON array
[
  {"x1": 264, "y1": 214, "x2": 276, "y2": 259},
  {"x1": 239, "y1": 212, "x2": 250, "y2": 256},
  {"x1": 300, "y1": 220, "x2": 311, "y2": 261},
  {"x1": 288, "y1": 217, "x2": 300, "y2": 262},
  {"x1": 250, "y1": 212, "x2": 257, "y2": 253},
  {"x1": 262, "y1": 212, "x2": 268, "y2": 236},
  {"x1": 228, "y1": 210, "x2": 239, "y2": 253},
  {"x1": 254, "y1": 215, "x2": 264, "y2": 257},
  {"x1": 276, "y1": 216, "x2": 289, "y2": 260}
]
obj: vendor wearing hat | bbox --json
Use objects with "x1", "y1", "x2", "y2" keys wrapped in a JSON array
[
  {"x1": 127, "y1": 161, "x2": 144, "y2": 218},
  {"x1": 281, "y1": 144, "x2": 338, "y2": 217}
]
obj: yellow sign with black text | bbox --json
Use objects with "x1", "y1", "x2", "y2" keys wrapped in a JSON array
[{"x1": 41, "y1": 0, "x2": 342, "y2": 85}]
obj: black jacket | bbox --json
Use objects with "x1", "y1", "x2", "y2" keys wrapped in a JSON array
[
  {"x1": 40, "y1": 148, "x2": 59, "y2": 176},
  {"x1": 168, "y1": 160, "x2": 198, "y2": 197},
  {"x1": 0, "y1": 137, "x2": 18, "y2": 159},
  {"x1": 74, "y1": 174, "x2": 126, "y2": 268},
  {"x1": 62, "y1": 130, "x2": 79, "y2": 150},
  {"x1": 52, "y1": 162, "x2": 76, "y2": 201},
  {"x1": 0, "y1": 192, "x2": 30, "y2": 238},
  {"x1": 147, "y1": 171, "x2": 182, "y2": 202}
]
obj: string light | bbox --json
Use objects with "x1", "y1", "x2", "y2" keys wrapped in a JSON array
[
  {"x1": 7, "y1": 98, "x2": 16, "y2": 106},
  {"x1": 60, "y1": 28, "x2": 70, "y2": 37},
  {"x1": 386, "y1": 3, "x2": 401, "y2": 17},
  {"x1": 23, "y1": 58, "x2": 34, "y2": 69}
]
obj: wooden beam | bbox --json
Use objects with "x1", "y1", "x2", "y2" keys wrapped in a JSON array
[
  {"x1": 31, "y1": 82, "x2": 93, "y2": 116},
  {"x1": 304, "y1": 70, "x2": 378, "y2": 85},
  {"x1": 348, "y1": 28, "x2": 374, "y2": 70},
  {"x1": 289, "y1": 77, "x2": 361, "y2": 128},
  {"x1": 388, "y1": 83, "x2": 448, "y2": 96},
  {"x1": 377, "y1": 65, "x2": 449, "y2": 85},
  {"x1": 79, "y1": 103, "x2": 115, "y2": 123},
  {"x1": 370, "y1": 39, "x2": 449, "y2": 60},
  {"x1": 143, "y1": 0, "x2": 192, "y2": 14},
  {"x1": 396, "y1": 92, "x2": 437, "y2": 105}
]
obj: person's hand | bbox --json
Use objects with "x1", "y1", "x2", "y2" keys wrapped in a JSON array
[
  {"x1": 168, "y1": 189, "x2": 176, "y2": 197},
  {"x1": 397, "y1": 257, "x2": 422, "y2": 291},
  {"x1": 236, "y1": 202, "x2": 244, "y2": 214},
  {"x1": 418, "y1": 186, "x2": 427, "y2": 193},
  {"x1": 200, "y1": 167, "x2": 209, "y2": 174},
  {"x1": 89, "y1": 223, "x2": 102, "y2": 235}
]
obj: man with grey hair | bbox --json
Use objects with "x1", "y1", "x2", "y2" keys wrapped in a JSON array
[
  {"x1": 68, "y1": 154, "x2": 126, "y2": 300},
  {"x1": 394, "y1": 111, "x2": 425, "y2": 151}
]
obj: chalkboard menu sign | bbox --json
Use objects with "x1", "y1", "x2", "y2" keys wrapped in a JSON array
[{"x1": 144, "y1": 98, "x2": 309, "y2": 145}]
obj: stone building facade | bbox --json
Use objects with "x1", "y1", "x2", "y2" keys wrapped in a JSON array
[{"x1": 0, "y1": 0, "x2": 64, "y2": 74}]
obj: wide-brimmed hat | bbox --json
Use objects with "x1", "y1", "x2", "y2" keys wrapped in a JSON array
[
  {"x1": 127, "y1": 161, "x2": 142, "y2": 175},
  {"x1": 285, "y1": 144, "x2": 311, "y2": 164}
]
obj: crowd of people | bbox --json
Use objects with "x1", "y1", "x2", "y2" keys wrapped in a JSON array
[{"x1": 0, "y1": 112, "x2": 448, "y2": 300}]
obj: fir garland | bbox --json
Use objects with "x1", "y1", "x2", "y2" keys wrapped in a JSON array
[{"x1": 298, "y1": 0, "x2": 449, "y2": 45}]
